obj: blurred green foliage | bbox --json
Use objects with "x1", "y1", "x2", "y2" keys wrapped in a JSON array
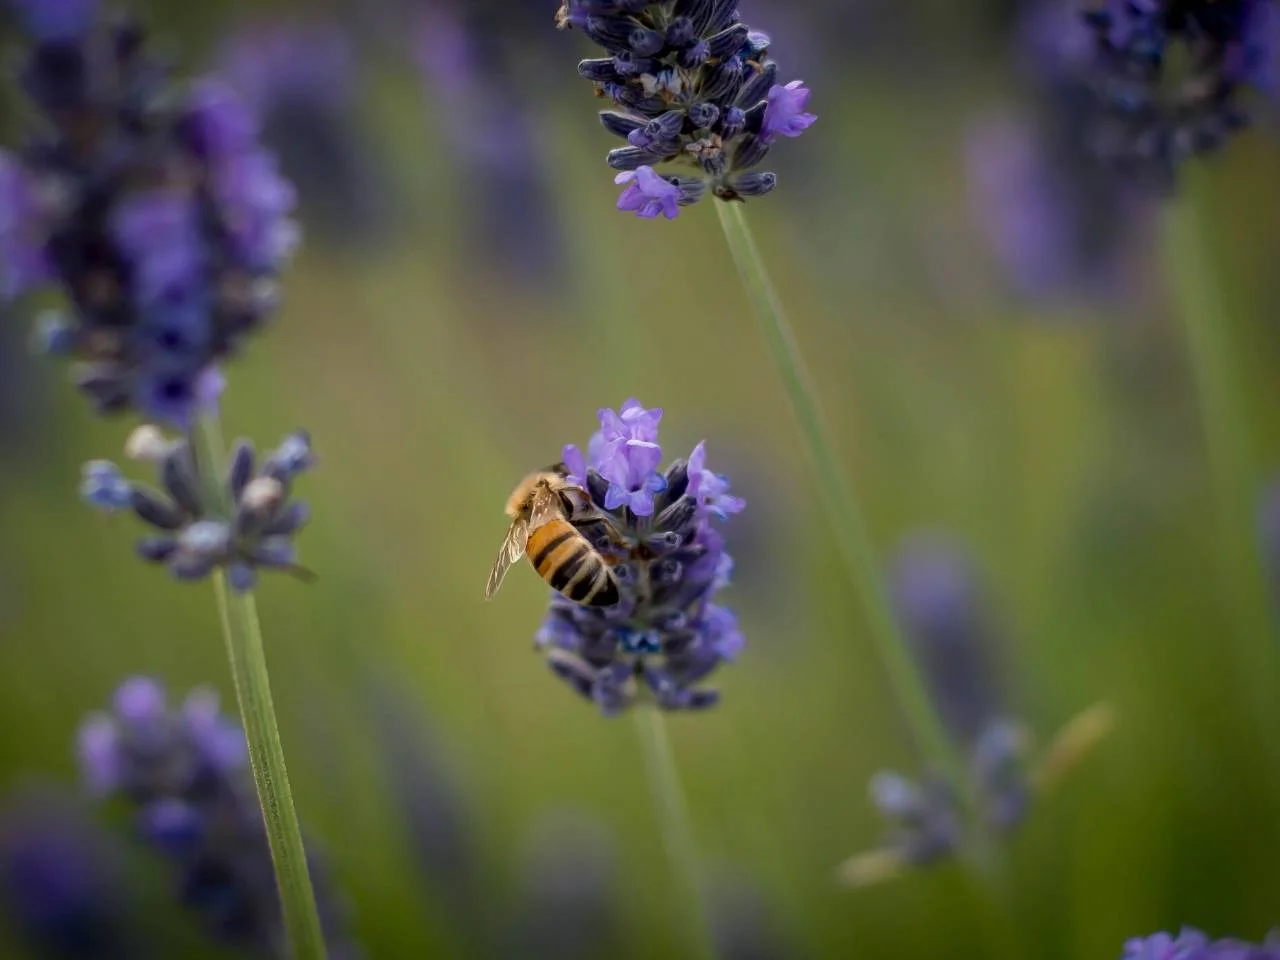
[{"x1": 3, "y1": 2, "x2": 1280, "y2": 959}]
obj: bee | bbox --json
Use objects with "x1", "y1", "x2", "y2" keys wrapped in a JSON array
[{"x1": 485, "y1": 464, "x2": 622, "y2": 607}]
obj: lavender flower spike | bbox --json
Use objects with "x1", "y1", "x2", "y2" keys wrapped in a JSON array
[
  {"x1": 1123, "y1": 928, "x2": 1280, "y2": 959},
  {"x1": 81, "y1": 425, "x2": 316, "y2": 593},
  {"x1": 78, "y1": 678, "x2": 363, "y2": 957},
  {"x1": 1079, "y1": 0, "x2": 1279, "y2": 182},
  {"x1": 2, "y1": 3, "x2": 296, "y2": 423},
  {"x1": 559, "y1": 0, "x2": 816, "y2": 211},
  {"x1": 536, "y1": 399, "x2": 745, "y2": 714}
]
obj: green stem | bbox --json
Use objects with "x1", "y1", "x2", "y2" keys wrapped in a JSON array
[
  {"x1": 1162, "y1": 178, "x2": 1280, "y2": 748},
  {"x1": 193, "y1": 413, "x2": 329, "y2": 960},
  {"x1": 634, "y1": 708, "x2": 717, "y2": 960},
  {"x1": 714, "y1": 201, "x2": 959, "y2": 779}
]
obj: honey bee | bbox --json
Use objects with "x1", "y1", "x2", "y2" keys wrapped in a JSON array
[{"x1": 485, "y1": 465, "x2": 622, "y2": 607}]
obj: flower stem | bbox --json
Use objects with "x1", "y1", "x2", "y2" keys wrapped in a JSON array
[
  {"x1": 193, "y1": 412, "x2": 329, "y2": 960},
  {"x1": 634, "y1": 707, "x2": 717, "y2": 960},
  {"x1": 714, "y1": 200, "x2": 959, "y2": 779},
  {"x1": 1162, "y1": 176, "x2": 1280, "y2": 749}
]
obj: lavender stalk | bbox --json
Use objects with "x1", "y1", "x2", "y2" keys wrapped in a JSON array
[
  {"x1": 192, "y1": 413, "x2": 328, "y2": 960},
  {"x1": 714, "y1": 201, "x2": 960, "y2": 781},
  {"x1": 634, "y1": 708, "x2": 716, "y2": 960}
]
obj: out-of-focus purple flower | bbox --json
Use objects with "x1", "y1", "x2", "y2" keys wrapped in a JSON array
[
  {"x1": 0, "y1": 787, "x2": 141, "y2": 960},
  {"x1": 537, "y1": 399, "x2": 744, "y2": 714},
  {"x1": 81, "y1": 426, "x2": 316, "y2": 592},
  {"x1": 969, "y1": 1, "x2": 1157, "y2": 302},
  {"x1": 762, "y1": 80, "x2": 817, "y2": 140},
  {"x1": 1122, "y1": 928, "x2": 1280, "y2": 959},
  {"x1": 498, "y1": 812, "x2": 619, "y2": 960},
  {"x1": 560, "y1": 0, "x2": 813, "y2": 210},
  {"x1": 215, "y1": 17, "x2": 391, "y2": 247},
  {"x1": 708, "y1": 874, "x2": 810, "y2": 960},
  {"x1": 889, "y1": 535, "x2": 1007, "y2": 746},
  {"x1": 615, "y1": 166, "x2": 682, "y2": 219},
  {"x1": 3, "y1": 7, "x2": 296, "y2": 424},
  {"x1": 78, "y1": 678, "x2": 362, "y2": 956},
  {"x1": 8, "y1": 0, "x2": 99, "y2": 41},
  {"x1": 371, "y1": 688, "x2": 479, "y2": 909},
  {"x1": 1078, "y1": 0, "x2": 1278, "y2": 182},
  {"x1": 409, "y1": 4, "x2": 566, "y2": 292},
  {"x1": 1259, "y1": 479, "x2": 1280, "y2": 614},
  {"x1": 0, "y1": 151, "x2": 52, "y2": 302}
]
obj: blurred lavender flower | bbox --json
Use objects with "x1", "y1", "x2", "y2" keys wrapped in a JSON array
[
  {"x1": 412, "y1": 4, "x2": 567, "y2": 290},
  {"x1": 77, "y1": 677, "x2": 362, "y2": 958},
  {"x1": 708, "y1": 874, "x2": 809, "y2": 960},
  {"x1": 1259, "y1": 479, "x2": 1280, "y2": 606},
  {"x1": 498, "y1": 812, "x2": 620, "y2": 960},
  {"x1": 839, "y1": 535, "x2": 1114, "y2": 886},
  {"x1": 0, "y1": 788, "x2": 141, "y2": 959},
  {"x1": 1123, "y1": 928, "x2": 1280, "y2": 959},
  {"x1": 0, "y1": 4, "x2": 296, "y2": 424},
  {"x1": 371, "y1": 689, "x2": 479, "y2": 907},
  {"x1": 215, "y1": 17, "x2": 390, "y2": 247},
  {"x1": 1079, "y1": 0, "x2": 1280, "y2": 183},
  {"x1": 967, "y1": 0, "x2": 1156, "y2": 302},
  {"x1": 536, "y1": 398, "x2": 745, "y2": 714},
  {"x1": 81, "y1": 425, "x2": 316, "y2": 593},
  {"x1": 558, "y1": 0, "x2": 816, "y2": 213}
]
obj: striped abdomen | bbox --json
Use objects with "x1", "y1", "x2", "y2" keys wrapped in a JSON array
[{"x1": 526, "y1": 517, "x2": 620, "y2": 607}]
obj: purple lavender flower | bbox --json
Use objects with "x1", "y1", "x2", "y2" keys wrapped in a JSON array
[
  {"x1": 537, "y1": 398, "x2": 744, "y2": 714},
  {"x1": 615, "y1": 166, "x2": 682, "y2": 219},
  {"x1": 1122, "y1": 928, "x2": 1280, "y2": 959},
  {"x1": 214, "y1": 17, "x2": 390, "y2": 247},
  {"x1": 8, "y1": 0, "x2": 99, "y2": 41},
  {"x1": 498, "y1": 812, "x2": 620, "y2": 960},
  {"x1": 1, "y1": 6, "x2": 296, "y2": 424},
  {"x1": 411, "y1": 4, "x2": 567, "y2": 289},
  {"x1": 80, "y1": 426, "x2": 316, "y2": 592},
  {"x1": 762, "y1": 80, "x2": 817, "y2": 140},
  {"x1": 0, "y1": 788, "x2": 141, "y2": 959},
  {"x1": 1259, "y1": 479, "x2": 1280, "y2": 605},
  {"x1": 559, "y1": 0, "x2": 816, "y2": 209},
  {"x1": 1079, "y1": 0, "x2": 1279, "y2": 181},
  {"x1": 78, "y1": 677, "x2": 362, "y2": 957}
]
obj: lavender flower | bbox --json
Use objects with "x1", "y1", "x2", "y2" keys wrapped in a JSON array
[
  {"x1": 1, "y1": 4, "x2": 296, "y2": 424},
  {"x1": 536, "y1": 398, "x2": 744, "y2": 714},
  {"x1": 967, "y1": 0, "x2": 1156, "y2": 301},
  {"x1": 77, "y1": 677, "x2": 361, "y2": 958},
  {"x1": 411, "y1": 5, "x2": 567, "y2": 290},
  {"x1": 1259, "y1": 479, "x2": 1280, "y2": 605},
  {"x1": 0, "y1": 788, "x2": 141, "y2": 959},
  {"x1": 1079, "y1": 0, "x2": 1279, "y2": 182},
  {"x1": 81, "y1": 425, "x2": 315, "y2": 593},
  {"x1": 839, "y1": 536, "x2": 1113, "y2": 885},
  {"x1": 215, "y1": 17, "x2": 390, "y2": 246},
  {"x1": 498, "y1": 813, "x2": 620, "y2": 960},
  {"x1": 558, "y1": 0, "x2": 816, "y2": 213},
  {"x1": 1123, "y1": 928, "x2": 1280, "y2": 959}
]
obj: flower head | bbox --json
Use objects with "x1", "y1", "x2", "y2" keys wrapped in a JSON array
[
  {"x1": 78, "y1": 678, "x2": 361, "y2": 955},
  {"x1": 559, "y1": 0, "x2": 815, "y2": 211},
  {"x1": 81, "y1": 426, "x2": 316, "y2": 592},
  {"x1": 0, "y1": 788, "x2": 140, "y2": 959},
  {"x1": 1079, "y1": 0, "x2": 1279, "y2": 182},
  {"x1": 537, "y1": 399, "x2": 744, "y2": 714},
  {"x1": 3, "y1": 6, "x2": 296, "y2": 423},
  {"x1": 1122, "y1": 928, "x2": 1280, "y2": 960}
]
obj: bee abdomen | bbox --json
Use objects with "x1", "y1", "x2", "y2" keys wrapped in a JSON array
[{"x1": 528, "y1": 519, "x2": 619, "y2": 607}]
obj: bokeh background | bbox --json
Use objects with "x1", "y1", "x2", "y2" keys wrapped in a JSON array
[{"x1": 3, "y1": 0, "x2": 1280, "y2": 958}]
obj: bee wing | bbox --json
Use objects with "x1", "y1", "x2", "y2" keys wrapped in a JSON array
[
  {"x1": 528, "y1": 483, "x2": 566, "y2": 528},
  {"x1": 485, "y1": 517, "x2": 529, "y2": 600}
]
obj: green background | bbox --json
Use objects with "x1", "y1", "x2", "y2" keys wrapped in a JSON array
[{"x1": 2, "y1": 1, "x2": 1280, "y2": 957}]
